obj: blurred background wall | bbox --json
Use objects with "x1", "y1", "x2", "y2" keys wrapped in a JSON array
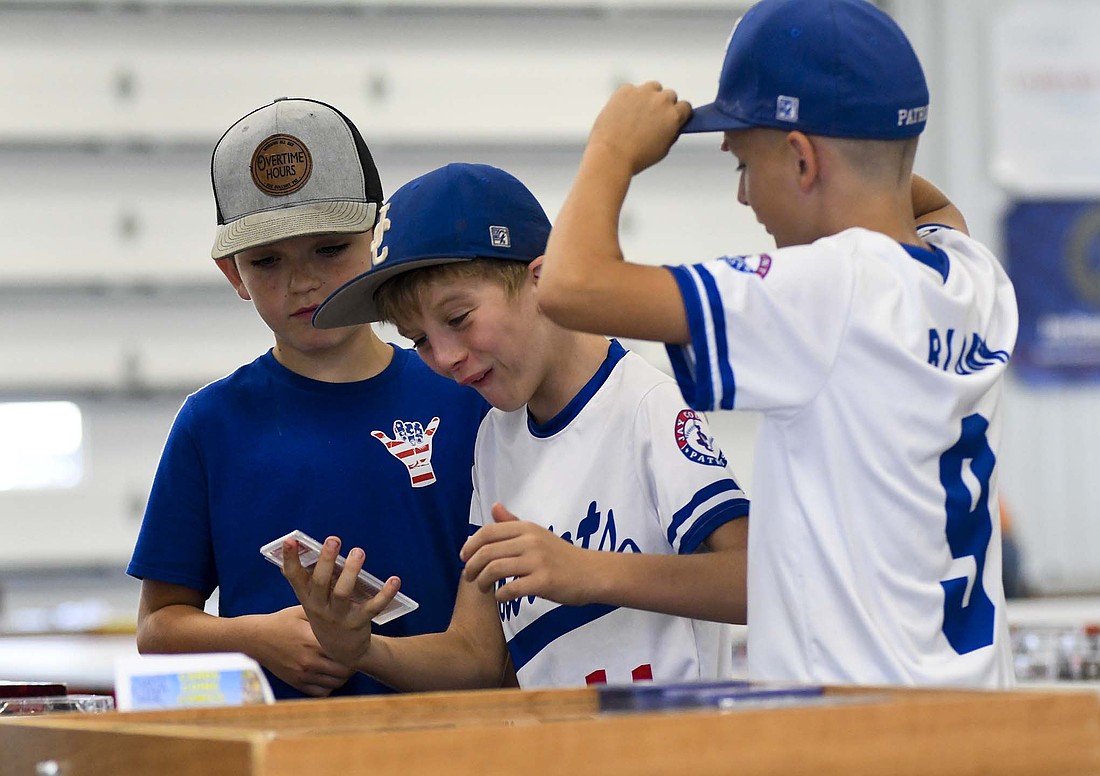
[{"x1": 0, "y1": 0, "x2": 1097, "y2": 637}]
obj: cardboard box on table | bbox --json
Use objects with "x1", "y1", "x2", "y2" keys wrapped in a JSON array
[{"x1": 1, "y1": 684, "x2": 1099, "y2": 775}]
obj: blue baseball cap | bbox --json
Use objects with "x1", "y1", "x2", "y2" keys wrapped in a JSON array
[
  {"x1": 681, "y1": 0, "x2": 929, "y2": 139},
  {"x1": 313, "y1": 163, "x2": 550, "y2": 328}
]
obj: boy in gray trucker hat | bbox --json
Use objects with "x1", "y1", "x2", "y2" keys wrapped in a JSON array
[{"x1": 127, "y1": 98, "x2": 487, "y2": 700}]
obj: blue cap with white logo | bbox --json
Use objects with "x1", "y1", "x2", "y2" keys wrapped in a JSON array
[
  {"x1": 681, "y1": 0, "x2": 929, "y2": 139},
  {"x1": 313, "y1": 162, "x2": 551, "y2": 328}
]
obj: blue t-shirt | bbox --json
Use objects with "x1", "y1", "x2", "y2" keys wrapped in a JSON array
[{"x1": 128, "y1": 346, "x2": 487, "y2": 699}]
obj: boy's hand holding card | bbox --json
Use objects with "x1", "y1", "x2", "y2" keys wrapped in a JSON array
[{"x1": 261, "y1": 530, "x2": 417, "y2": 626}]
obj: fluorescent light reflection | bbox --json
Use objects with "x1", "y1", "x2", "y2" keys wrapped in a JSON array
[{"x1": 0, "y1": 401, "x2": 84, "y2": 491}]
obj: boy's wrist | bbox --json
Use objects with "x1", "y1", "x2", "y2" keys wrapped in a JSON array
[
  {"x1": 229, "y1": 612, "x2": 274, "y2": 666},
  {"x1": 576, "y1": 548, "x2": 616, "y2": 607},
  {"x1": 354, "y1": 633, "x2": 384, "y2": 675},
  {"x1": 581, "y1": 140, "x2": 637, "y2": 182}
]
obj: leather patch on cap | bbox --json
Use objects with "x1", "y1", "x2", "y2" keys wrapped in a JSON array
[{"x1": 250, "y1": 134, "x2": 313, "y2": 196}]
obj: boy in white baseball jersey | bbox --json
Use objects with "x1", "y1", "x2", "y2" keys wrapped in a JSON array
[
  {"x1": 539, "y1": 0, "x2": 1018, "y2": 688},
  {"x1": 282, "y1": 163, "x2": 750, "y2": 689}
]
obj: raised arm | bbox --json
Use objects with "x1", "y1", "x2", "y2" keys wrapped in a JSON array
[
  {"x1": 136, "y1": 579, "x2": 355, "y2": 697},
  {"x1": 912, "y1": 174, "x2": 969, "y2": 234},
  {"x1": 539, "y1": 82, "x2": 693, "y2": 345},
  {"x1": 282, "y1": 536, "x2": 510, "y2": 692}
]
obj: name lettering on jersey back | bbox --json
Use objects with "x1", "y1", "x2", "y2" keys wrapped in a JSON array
[
  {"x1": 927, "y1": 329, "x2": 1010, "y2": 375},
  {"x1": 497, "y1": 500, "x2": 641, "y2": 623}
]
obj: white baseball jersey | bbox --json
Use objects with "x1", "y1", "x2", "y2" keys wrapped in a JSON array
[
  {"x1": 666, "y1": 225, "x2": 1018, "y2": 688},
  {"x1": 470, "y1": 340, "x2": 749, "y2": 689}
]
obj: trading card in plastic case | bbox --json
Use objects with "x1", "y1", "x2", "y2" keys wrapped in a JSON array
[
  {"x1": 260, "y1": 529, "x2": 419, "y2": 625},
  {"x1": 598, "y1": 680, "x2": 827, "y2": 713}
]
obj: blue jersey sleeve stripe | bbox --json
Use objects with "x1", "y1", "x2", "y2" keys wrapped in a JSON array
[
  {"x1": 695, "y1": 264, "x2": 737, "y2": 410},
  {"x1": 667, "y1": 480, "x2": 744, "y2": 547},
  {"x1": 666, "y1": 265, "x2": 715, "y2": 410},
  {"x1": 678, "y1": 499, "x2": 750, "y2": 555},
  {"x1": 507, "y1": 603, "x2": 618, "y2": 672},
  {"x1": 665, "y1": 343, "x2": 697, "y2": 407}
]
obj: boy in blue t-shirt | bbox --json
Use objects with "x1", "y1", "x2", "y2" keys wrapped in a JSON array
[{"x1": 126, "y1": 98, "x2": 486, "y2": 700}]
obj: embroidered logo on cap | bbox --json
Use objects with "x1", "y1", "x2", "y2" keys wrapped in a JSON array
[
  {"x1": 250, "y1": 134, "x2": 313, "y2": 196},
  {"x1": 776, "y1": 96, "x2": 799, "y2": 123},
  {"x1": 489, "y1": 226, "x2": 511, "y2": 248},
  {"x1": 371, "y1": 202, "x2": 392, "y2": 266}
]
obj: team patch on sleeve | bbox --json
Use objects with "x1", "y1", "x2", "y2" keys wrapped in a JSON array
[
  {"x1": 721, "y1": 253, "x2": 772, "y2": 278},
  {"x1": 674, "y1": 410, "x2": 728, "y2": 467}
]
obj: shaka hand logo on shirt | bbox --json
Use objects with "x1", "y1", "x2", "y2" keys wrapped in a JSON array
[{"x1": 372, "y1": 417, "x2": 441, "y2": 488}]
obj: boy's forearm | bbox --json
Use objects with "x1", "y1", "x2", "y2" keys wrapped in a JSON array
[
  {"x1": 540, "y1": 145, "x2": 691, "y2": 344},
  {"x1": 137, "y1": 604, "x2": 264, "y2": 660},
  {"x1": 354, "y1": 579, "x2": 510, "y2": 692},
  {"x1": 584, "y1": 542, "x2": 747, "y2": 625},
  {"x1": 540, "y1": 144, "x2": 633, "y2": 324},
  {"x1": 144, "y1": 603, "x2": 506, "y2": 692},
  {"x1": 912, "y1": 174, "x2": 969, "y2": 234},
  {"x1": 360, "y1": 630, "x2": 508, "y2": 692}
]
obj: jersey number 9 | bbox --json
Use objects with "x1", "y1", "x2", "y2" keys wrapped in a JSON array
[{"x1": 939, "y1": 414, "x2": 997, "y2": 655}]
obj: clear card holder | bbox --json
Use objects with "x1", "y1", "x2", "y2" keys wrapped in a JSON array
[
  {"x1": 0, "y1": 694, "x2": 115, "y2": 717},
  {"x1": 260, "y1": 529, "x2": 419, "y2": 625}
]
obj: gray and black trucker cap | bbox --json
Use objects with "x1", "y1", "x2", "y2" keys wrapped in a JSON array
[{"x1": 210, "y1": 97, "x2": 383, "y2": 260}]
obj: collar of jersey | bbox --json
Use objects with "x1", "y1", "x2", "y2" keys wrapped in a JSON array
[
  {"x1": 902, "y1": 241, "x2": 950, "y2": 283},
  {"x1": 527, "y1": 339, "x2": 627, "y2": 438}
]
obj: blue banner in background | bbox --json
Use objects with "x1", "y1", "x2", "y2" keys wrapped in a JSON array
[{"x1": 1005, "y1": 200, "x2": 1100, "y2": 383}]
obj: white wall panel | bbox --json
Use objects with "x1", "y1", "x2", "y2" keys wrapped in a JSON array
[
  {"x1": 0, "y1": 395, "x2": 183, "y2": 569},
  {"x1": 2, "y1": 141, "x2": 766, "y2": 280},
  {"x1": 0, "y1": 288, "x2": 271, "y2": 392},
  {"x1": 1001, "y1": 379, "x2": 1100, "y2": 594},
  {"x1": 1, "y1": 150, "x2": 214, "y2": 284},
  {"x1": 0, "y1": 7, "x2": 739, "y2": 145}
]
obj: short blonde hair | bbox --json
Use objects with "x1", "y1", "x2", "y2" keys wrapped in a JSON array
[
  {"x1": 827, "y1": 135, "x2": 919, "y2": 185},
  {"x1": 374, "y1": 259, "x2": 531, "y2": 325}
]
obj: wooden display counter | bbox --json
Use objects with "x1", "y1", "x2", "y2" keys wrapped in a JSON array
[{"x1": 2, "y1": 683, "x2": 1099, "y2": 775}]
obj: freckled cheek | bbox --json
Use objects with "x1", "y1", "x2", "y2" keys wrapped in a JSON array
[
  {"x1": 243, "y1": 275, "x2": 282, "y2": 298},
  {"x1": 421, "y1": 354, "x2": 446, "y2": 377}
]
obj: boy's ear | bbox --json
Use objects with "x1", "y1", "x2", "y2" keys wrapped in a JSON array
[
  {"x1": 215, "y1": 257, "x2": 252, "y2": 301},
  {"x1": 529, "y1": 256, "x2": 544, "y2": 284},
  {"x1": 787, "y1": 131, "x2": 819, "y2": 193}
]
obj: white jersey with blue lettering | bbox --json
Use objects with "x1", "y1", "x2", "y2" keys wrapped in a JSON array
[
  {"x1": 666, "y1": 225, "x2": 1018, "y2": 688},
  {"x1": 470, "y1": 340, "x2": 749, "y2": 689}
]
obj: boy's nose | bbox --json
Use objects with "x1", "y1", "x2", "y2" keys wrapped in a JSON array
[
  {"x1": 737, "y1": 175, "x2": 749, "y2": 207},
  {"x1": 288, "y1": 266, "x2": 322, "y2": 294},
  {"x1": 434, "y1": 340, "x2": 468, "y2": 378}
]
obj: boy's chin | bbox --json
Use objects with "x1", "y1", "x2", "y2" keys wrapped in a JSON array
[{"x1": 479, "y1": 391, "x2": 525, "y2": 414}]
